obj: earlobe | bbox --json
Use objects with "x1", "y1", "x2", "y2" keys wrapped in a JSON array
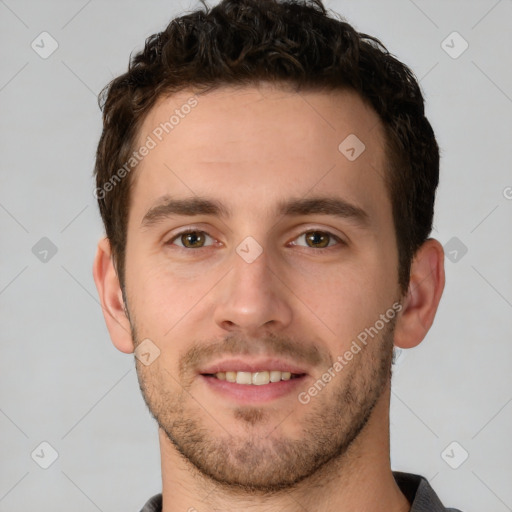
[
  {"x1": 92, "y1": 237, "x2": 135, "y2": 354},
  {"x1": 394, "y1": 238, "x2": 445, "y2": 349}
]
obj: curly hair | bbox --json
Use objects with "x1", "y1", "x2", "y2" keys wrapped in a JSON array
[{"x1": 94, "y1": 0, "x2": 439, "y2": 294}]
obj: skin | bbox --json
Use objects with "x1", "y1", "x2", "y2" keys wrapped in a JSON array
[{"x1": 93, "y1": 83, "x2": 445, "y2": 512}]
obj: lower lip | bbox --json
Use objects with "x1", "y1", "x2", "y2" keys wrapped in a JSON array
[{"x1": 199, "y1": 374, "x2": 307, "y2": 404}]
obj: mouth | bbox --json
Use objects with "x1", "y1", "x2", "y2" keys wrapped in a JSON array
[
  {"x1": 198, "y1": 358, "x2": 309, "y2": 403},
  {"x1": 202, "y1": 370, "x2": 305, "y2": 385}
]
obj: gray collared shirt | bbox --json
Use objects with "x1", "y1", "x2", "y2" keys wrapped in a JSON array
[{"x1": 139, "y1": 472, "x2": 463, "y2": 511}]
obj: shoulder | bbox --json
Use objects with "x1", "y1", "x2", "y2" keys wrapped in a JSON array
[
  {"x1": 393, "y1": 471, "x2": 464, "y2": 512},
  {"x1": 139, "y1": 493, "x2": 162, "y2": 512}
]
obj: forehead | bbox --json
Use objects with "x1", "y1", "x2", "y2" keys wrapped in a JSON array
[
  {"x1": 129, "y1": 83, "x2": 390, "y2": 226},
  {"x1": 137, "y1": 83, "x2": 385, "y2": 156}
]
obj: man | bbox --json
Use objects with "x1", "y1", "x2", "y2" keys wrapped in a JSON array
[{"x1": 92, "y1": 0, "x2": 462, "y2": 510}]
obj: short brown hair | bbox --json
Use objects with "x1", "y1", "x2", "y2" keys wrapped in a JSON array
[{"x1": 94, "y1": 0, "x2": 439, "y2": 294}]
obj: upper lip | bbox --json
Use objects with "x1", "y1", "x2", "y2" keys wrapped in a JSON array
[{"x1": 199, "y1": 357, "x2": 309, "y2": 375}]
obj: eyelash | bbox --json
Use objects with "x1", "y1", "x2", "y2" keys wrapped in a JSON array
[{"x1": 165, "y1": 228, "x2": 345, "y2": 252}]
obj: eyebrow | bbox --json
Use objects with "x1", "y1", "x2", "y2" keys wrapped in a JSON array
[{"x1": 140, "y1": 195, "x2": 370, "y2": 229}]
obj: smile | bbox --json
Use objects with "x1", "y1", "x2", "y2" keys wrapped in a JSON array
[{"x1": 206, "y1": 370, "x2": 303, "y2": 385}]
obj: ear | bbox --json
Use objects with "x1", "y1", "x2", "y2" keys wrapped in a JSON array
[
  {"x1": 394, "y1": 238, "x2": 445, "y2": 349},
  {"x1": 92, "y1": 237, "x2": 134, "y2": 354}
]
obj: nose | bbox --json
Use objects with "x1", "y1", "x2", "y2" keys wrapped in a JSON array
[{"x1": 212, "y1": 244, "x2": 293, "y2": 336}]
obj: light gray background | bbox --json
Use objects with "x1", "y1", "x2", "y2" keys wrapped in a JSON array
[{"x1": 1, "y1": 0, "x2": 511, "y2": 510}]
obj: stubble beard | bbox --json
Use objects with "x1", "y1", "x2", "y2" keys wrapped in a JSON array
[{"x1": 132, "y1": 320, "x2": 395, "y2": 493}]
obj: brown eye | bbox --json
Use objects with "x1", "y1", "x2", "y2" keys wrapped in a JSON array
[
  {"x1": 304, "y1": 231, "x2": 332, "y2": 248},
  {"x1": 293, "y1": 230, "x2": 341, "y2": 250},
  {"x1": 168, "y1": 230, "x2": 214, "y2": 249},
  {"x1": 181, "y1": 231, "x2": 205, "y2": 248}
]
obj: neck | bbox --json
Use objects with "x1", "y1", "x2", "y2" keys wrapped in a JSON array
[{"x1": 158, "y1": 385, "x2": 410, "y2": 512}]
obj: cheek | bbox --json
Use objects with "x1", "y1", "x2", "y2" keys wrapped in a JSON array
[
  {"x1": 126, "y1": 255, "x2": 218, "y2": 340},
  {"x1": 280, "y1": 268, "x2": 362, "y2": 345},
  {"x1": 293, "y1": 252, "x2": 397, "y2": 346}
]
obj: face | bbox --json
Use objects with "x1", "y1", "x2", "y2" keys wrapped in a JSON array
[{"x1": 123, "y1": 84, "x2": 403, "y2": 490}]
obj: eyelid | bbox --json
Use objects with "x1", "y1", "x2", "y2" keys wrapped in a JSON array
[
  {"x1": 289, "y1": 230, "x2": 344, "y2": 249},
  {"x1": 166, "y1": 227, "x2": 218, "y2": 248},
  {"x1": 287, "y1": 224, "x2": 347, "y2": 246},
  {"x1": 165, "y1": 225, "x2": 347, "y2": 250}
]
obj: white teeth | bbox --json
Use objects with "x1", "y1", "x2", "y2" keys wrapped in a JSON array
[
  {"x1": 269, "y1": 370, "x2": 281, "y2": 382},
  {"x1": 213, "y1": 370, "x2": 297, "y2": 385},
  {"x1": 236, "y1": 371, "x2": 252, "y2": 385},
  {"x1": 252, "y1": 371, "x2": 270, "y2": 385}
]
